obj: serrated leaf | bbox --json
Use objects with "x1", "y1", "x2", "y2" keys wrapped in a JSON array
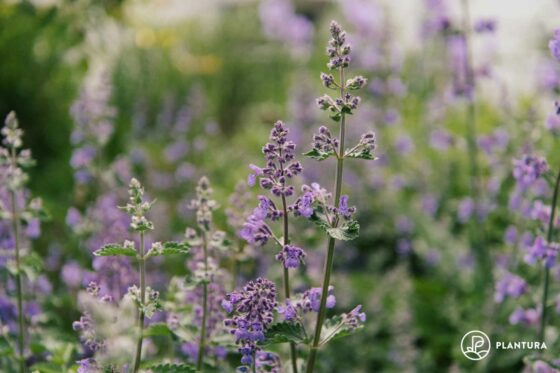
[
  {"x1": 145, "y1": 323, "x2": 173, "y2": 337},
  {"x1": 326, "y1": 220, "x2": 359, "y2": 241},
  {"x1": 149, "y1": 363, "x2": 197, "y2": 373},
  {"x1": 94, "y1": 243, "x2": 137, "y2": 257},
  {"x1": 303, "y1": 148, "x2": 335, "y2": 161},
  {"x1": 344, "y1": 147, "x2": 376, "y2": 160},
  {"x1": 146, "y1": 241, "x2": 190, "y2": 258},
  {"x1": 261, "y1": 322, "x2": 308, "y2": 346}
]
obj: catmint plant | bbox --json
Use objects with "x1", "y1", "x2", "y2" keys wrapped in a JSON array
[
  {"x1": 243, "y1": 120, "x2": 304, "y2": 372},
  {"x1": 302, "y1": 21, "x2": 373, "y2": 373},
  {"x1": 0, "y1": 112, "x2": 47, "y2": 372},
  {"x1": 184, "y1": 177, "x2": 229, "y2": 371},
  {"x1": 91, "y1": 178, "x2": 190, "y2": 372}
]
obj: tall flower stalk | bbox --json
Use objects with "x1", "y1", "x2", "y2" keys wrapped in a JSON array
[
  {"x1": 91, "y1": 178, "x2": 190, "y2": 372},
  {"x1": 305, "y1": 21, "x2": 372, "y2": 373},
  {"x1": 0, "y1": 112, "x2": 46, "y2": 373},
  {"x1": 539, "y1": 169, "x2": 560, "y2": 342},
  {"x1": 243, "y1": 121, "x2": 304, "y2": 371}
]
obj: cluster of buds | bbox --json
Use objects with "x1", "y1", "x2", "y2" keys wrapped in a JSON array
[
  {"x1": 119, "y1": 178, "x2": 154, "y2": 232},
  {"x1": 248, "y1": 121, "x2": 303, "y2": 197},
  {"x1": 188, "y1": 177, "x2": 217, "y2": 231}
]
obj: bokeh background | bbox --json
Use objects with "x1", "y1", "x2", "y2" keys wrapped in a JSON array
[{"x1": 2, "y1": 0, "x2": 560, "y2": 371}]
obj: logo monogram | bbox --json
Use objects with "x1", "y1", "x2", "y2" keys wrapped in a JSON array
[{"x1": 461, "y1": 330, "x2": 491, "y2": 361}]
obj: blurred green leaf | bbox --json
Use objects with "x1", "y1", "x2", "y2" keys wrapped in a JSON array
[
  {"x1": 94, "y1": 243, "x2": 136, "y2": 257},
  {"x1": 261, "y1": 322, "x2": 308, "y2": 346},
  {"x1": 327, "y1": 220, "x2": 359, "y2": 241},
  {"x1": 149, "y1": 363, "x2": 197, "y2": 373}
]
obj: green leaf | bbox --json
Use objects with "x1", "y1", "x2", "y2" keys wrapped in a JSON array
[
  {"x1": 94, "y1": 243, "x2": 137, "y2": 257},
  {"x1": 149, "y1": 363, "x2": 197, "y2": 373},
  {"x1": 320, "y1": 315, "x2": 361, "y2": 346},
  {"x1": 145, "y1": 322, "x2": 173, "y2": 337},
  {"x1": 261, "y1": 322, "x2": 308, "y2": 346},
  {"x1": 303, "y1": 148, "x2": 334, "y2": 161},
  {"x1": 146, "y1": 241, "x2": 190, "y2": 258},
  {"x1": 327, "y1": 220, "x2": 359, "y2": 241},
  {"x1": 344, "y1": 147, "x2": 376, "y2": 160}
]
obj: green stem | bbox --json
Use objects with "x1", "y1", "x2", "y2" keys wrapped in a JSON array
[
  {"x1": 197, "y1": 231, "x2": 209, "y2": 371},
  {"x1": 133, "y1": 232, "x2": 146, "y2": 373},
  {"x1": 539, "y1": 169, "x2": 560, "y2": 342},
  {"x1": 281, "y1": 194, "x2": 298, "y2": 373},
  {"x1": 306, "y1": 67, "x2": 346, "y2": 373},
  {"x1": 10, "y1": 147, "x2": 25, "y2": 373}
]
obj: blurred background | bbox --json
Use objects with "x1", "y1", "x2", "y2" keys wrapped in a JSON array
[{"x1": 2, "y1": 0, "x2": 560, "y2": 371}]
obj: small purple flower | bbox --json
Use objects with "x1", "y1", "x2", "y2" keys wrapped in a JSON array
[
  {"x1": 275, "y1": 244, "x2": 306, "y2": 269},
  {"x1": 336, "y1": 195, "x2": 356, "y2": 219},
  {"x1": 277, "y1": 299, "x2": 297, "y2": 321}
]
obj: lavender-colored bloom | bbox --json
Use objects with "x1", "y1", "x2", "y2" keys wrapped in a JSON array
[
  {"x1": 250, "y1": 121, "x2": 302, "y2": 197},
  {"x1": 336, "y1": 195, "x2": 356, "y2": 219},
  {"x1": 259, "y1": 0, "x2": 314, "y2": 59},
  {"x1": 275, "y1": 244, "x2": 306, "y2": 269},
  {"x1": 546, "y1": 112, "x2": 560, "y2": 134},
  {"x1": 302, "y1": 286, "x2": 336, "y2": 312},
  {"x1": 509, "y1": 306, "x2": 539, "y2": 326},
  {"x1": 549, "y1": 29, "x2": 560, "y2": 62},
  {"x1": 223, "y1": 278, "x2": 277, "y2": 368},
  {"x1": 429, "y1": 129, "x2": 454, "y2": 151},
  {"x1": 494, "y1": 273, "x2": 527, "y2": 303},
  {"x1": 342, "y1": 305, "x2": 366, "y2": 330},
  {"x1": 525, "y1": 236, "x2": 557, "y2": 268},
  {"x1": 504, "y1": 225, "x2": 518, "y2": 245},
  {"x1": 474, "y1": 19, "x2": 496, "y2": 33},
  {"x1": 513, "y1": 155, "x2": 549, "y2": 190}
]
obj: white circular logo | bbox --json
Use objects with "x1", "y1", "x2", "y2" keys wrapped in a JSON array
[{"x1": 461, "y1": 330, "x2": 491, "y2": 361}]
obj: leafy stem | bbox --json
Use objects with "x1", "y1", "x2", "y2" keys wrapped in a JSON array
[
  {"x1": 306, "y1": 66, "x2": 347, "y2": 373},
  {"x1": 196, "y1": 230, "x2": 209, "y2": 371},
  {"x1": 133, "y1": 232, "x2": 146, "y2": 373},
  {"x1": 9, "y1": 145, "x2": 25, "y2": 373}
]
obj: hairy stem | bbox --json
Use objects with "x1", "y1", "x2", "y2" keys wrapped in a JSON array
[
  {"x1": 306, "y1": 67, "x2": 346, "y2": 373},
  {"x1": 281, "y1": 194, "x2": 298, "y2": 373},
  {"x1": 133, "y1": 232, "x2": 146, "y2": 373},
  {"x1": 197, "y1": 231, "x2": 209, "y2": 371},
  {"x1": 539, "y1": 169, "x2": 560, "y2": 342},
  {"x1": 9, "y1": 146, "x2": 25, "y2": 373}
]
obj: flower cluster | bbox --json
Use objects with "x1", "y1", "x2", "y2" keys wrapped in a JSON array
[
  {"x1": 72, "y1": 282, "x2": 111, "y2": 353},
  {"x1": 277, "y1": 286, "x2": 336, "y2": 321},
  {"x1": 222, "y1": 278, "x2": 277, "y2": 368},
  {"x1": 512, "y1": 155, "x2": 549, "y2": 190},
  {"x1": 248, "y1": 121, "x2": 302, "y2": 197}
]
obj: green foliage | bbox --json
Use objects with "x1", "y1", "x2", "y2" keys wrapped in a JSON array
[
  {"x1": 327, "y1": 220, "x2": 360, "y2": 241},
  {"x1": 149, "y1": 363, "x2": 197, "y2": 373},
  {"x1": 146, "y1": 241, "x2": 191, "y2": 258},
  {"x1": 304, "y1": 148, "x2": 335, "y2": 161},
  {"x1": 261, "y1": 322, "x2": 308, "y2": 346},
  {"x1": 94, "y1": 243, "x2": 137, "y2": 257},
  {"x1": 344, "y1": 147, "x2": 376, "y2": 160}
]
